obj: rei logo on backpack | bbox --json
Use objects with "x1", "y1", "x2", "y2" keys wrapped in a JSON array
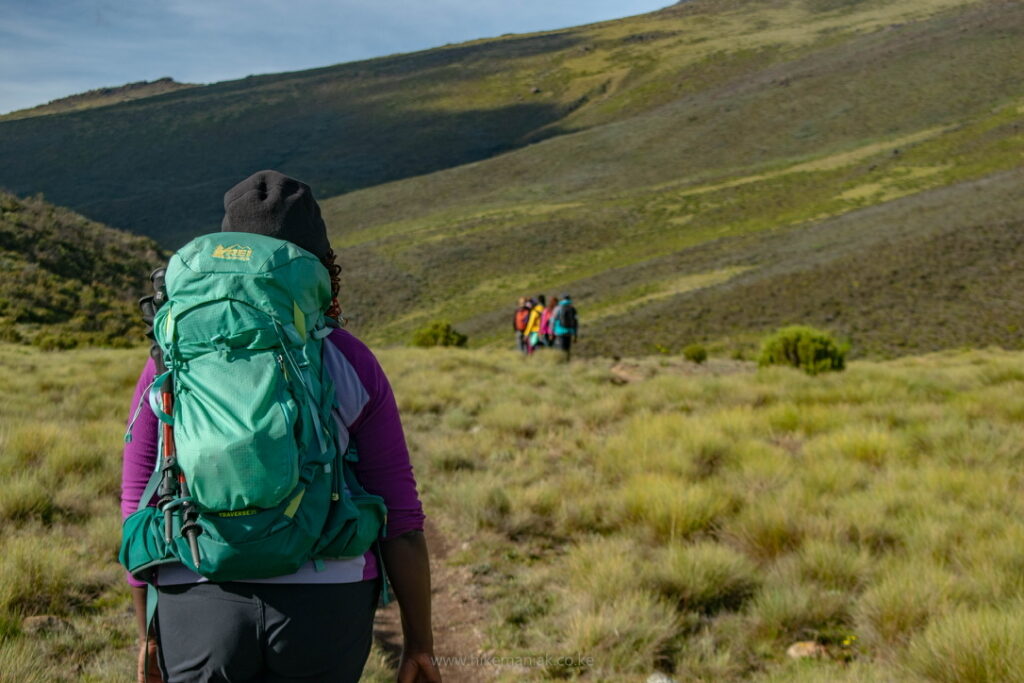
[{"x1": 119, "y1": 233, "x2": 386, "y2": 583}]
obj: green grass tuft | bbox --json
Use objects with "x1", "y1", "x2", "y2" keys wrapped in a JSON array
[
  {"x1": 904, "y1": 604, "x2": 1024, "y2": 683},
  {"x1": 652, "y1": 542, "x2": 760, "y2": 615}
]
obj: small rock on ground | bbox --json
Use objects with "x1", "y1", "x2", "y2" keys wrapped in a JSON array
[
  {"x1": 786, "y1": 641, "x2": 828, "y2": 659},
  {"x1": 646, "y1": 674, "x2": 678, "y2": 683}
]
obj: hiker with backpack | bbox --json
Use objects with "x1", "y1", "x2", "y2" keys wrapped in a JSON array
[
  {"x1": 513, "y1": 296, "x2": 530, "y2": 353},
  {"x1": 553, "y1": 294, "x2": 578, "y2": 361},
  {"x1": 540, "y1": 296, "x2": 558, "y2": 347},
  {"x1": 120, "y1": 171, "x2": 441, "y2": 683},
  {"x1": 523, "y1": 294, "x2": 546, "y2": 354}
]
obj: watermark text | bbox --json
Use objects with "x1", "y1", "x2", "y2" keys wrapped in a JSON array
[{"x1": 432, "y1": 653, "x2": 595, "y2": 669}]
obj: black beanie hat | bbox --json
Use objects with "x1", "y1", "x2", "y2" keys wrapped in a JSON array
[{"x1": 221, "y1": 170, "x2": 330, "y2": 259}]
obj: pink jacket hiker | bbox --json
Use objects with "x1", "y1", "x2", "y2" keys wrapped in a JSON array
[{"x1": 540, "y1": 307, "x2": 554, "y2": 336}]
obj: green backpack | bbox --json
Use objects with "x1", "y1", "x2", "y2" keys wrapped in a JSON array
[{"x1": 119, "y1": 232, "x2": 386, "y2": 584}]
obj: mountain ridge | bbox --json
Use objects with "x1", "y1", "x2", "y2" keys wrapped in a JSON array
[
  {"x1": 1, "y1": 77, "x2": 196, "y2": 121},
  {"x1": 1, "y1": 0, "x2": 1021, "y2": 356}
]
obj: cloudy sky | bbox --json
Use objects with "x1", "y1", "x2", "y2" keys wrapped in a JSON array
[{"x1": 0, "y1": 0, "x2": 672, "y2": 114}]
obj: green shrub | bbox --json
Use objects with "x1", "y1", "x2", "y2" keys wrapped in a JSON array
[
  {"x1": 0, "y1": 322, "x2": 21, "y2": 343},
  {"x1": 683, "y1": 343, "x2": 708, "y2": 364},
  {"x1": 33, "y1": 334, "x2": 78, "y2": 351},
  {"x1": 758, "y1": 325, "x2": 847, "y2": 375},
  {"x1": 411, "y1": 320, "x2": 468, "y2": 348}
]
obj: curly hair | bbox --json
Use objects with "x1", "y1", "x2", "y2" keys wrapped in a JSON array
[{"x1": 320, "y1": 248, "x2": 343, "y2": 321}]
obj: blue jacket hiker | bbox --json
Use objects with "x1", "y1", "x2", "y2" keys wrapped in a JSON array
[{"x1": 553, "y1": 295, "x2": 578, "y2": 360}]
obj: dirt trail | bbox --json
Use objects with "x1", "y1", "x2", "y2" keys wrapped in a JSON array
[
  {"x1": 373, "y1": 519, "x2": 493, "y2": 682},
  {"x1": 609, "y1": 357, "x2": 753, "y2": 384}
]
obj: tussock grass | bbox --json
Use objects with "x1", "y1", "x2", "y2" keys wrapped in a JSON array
[
  {"x1": 620, "y1": 475, "x2": 733, "y2": 543},
  {"x1": 0, "y1": 345, "x2": 142, "y2": 680},
  {"x1": 756, "y1": 660, "x2": 892, "y2": 682},
  {"x1": 387, "y1": 345, "x2": 1024, "y2": 679},
  {"x1": 672, "y1": 623, "x2": 751, "y2": 681},
  {"x1": 6, "y1": 344, "x2": 1024, "y2": 679},
  {"x1": 652, "y1": 542, "x2": 759, "y2": 615},
  {"x1": 726, "y1": 500, "x2": 806, "y2": 562},
  {"x1": 0, "y1": 639, "x2": 50, "y2": 683},
  {"x1": 0, "y1": 531, "x2": 109, "y2": 617},
  {"x1": 764, "y1": 402, "x2": 846, "y2": 436},
  {"x1": 600, "y1": 412, "x2": 737, "y2": 481},
  {"x1": 0, "y1": 472, "x2": 60, "y2": 524},
  {"x1": 904, "y1": 604, "x2": 1024, "y2": 682},
  {"x1": 562, "y1": 590, "x2": 680, "y2": 677},
  {"x1": 478, "y1": 400, "x2": 542, "y2": 439},
  {"x1": 804, "y1": 426, "x2": 908, "y2": 468},
  {"x1": 853, "y1": 562, "x2": 956, "y2": 655},
  {"x1": 749, "y1": 579, "x2": 853, "y2": 644},
  {"x1": 563, "y1": 537, "x2": 646, "y2": 602},
  {"x1": 796, "y1": 540, "x2": 872, "y2": 592}
]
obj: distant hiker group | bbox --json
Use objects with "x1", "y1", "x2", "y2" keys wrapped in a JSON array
[{"x1": 513, "y1": 294, "x2": 578, "y2": 360}]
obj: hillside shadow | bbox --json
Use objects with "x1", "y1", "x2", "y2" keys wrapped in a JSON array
[{"x1": 0, "y1": 31, "x2": 583, "y2": 246}]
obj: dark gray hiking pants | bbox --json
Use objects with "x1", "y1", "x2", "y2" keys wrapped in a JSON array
[{"x1": 156, "y1": 580, "x2": 379, "y2": 682}]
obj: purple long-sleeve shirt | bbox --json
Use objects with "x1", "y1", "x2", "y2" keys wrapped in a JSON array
[{"x1": 121, "y1": 328, "x2": 425, "y2": 587}]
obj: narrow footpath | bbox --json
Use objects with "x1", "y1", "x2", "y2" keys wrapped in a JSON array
[{"x1": 373, "y1": 519, "x2": 494, "y2": 682}]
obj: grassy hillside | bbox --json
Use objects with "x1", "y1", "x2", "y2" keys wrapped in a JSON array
[
  {"x1": 321, "y1": 0, "x2": 1024, "y2": 356},
  {"x1": 0, "y1": 0, "x2": 1003, "y2": 246},
  {"x1": 399, "y1": 346, "x2": 1024, "y2": 681},
  {"x1": 0, "y1": 31, "x2": 622, "y2": 246},
  {"x1": 0, "y1": 78, "x2": 195, "y2": 122},
  {"x1": 0, "y1": 192, "x2": 166, "y2": 348},
  {"x1": 1, "y1": 0, "x2": 1021, "y2": 357},
  {"x1": 4, "y1": 344, "x2": 1024, "y2": 681}
]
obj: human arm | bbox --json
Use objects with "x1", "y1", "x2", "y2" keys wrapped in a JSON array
[
  {"x1": 122, "y1": 358, "x2": 162, "y2": 681},
  {"x1": 382, "y1": 531, "x2": 441, "y2": 682},
  {"x1": 327, "y1": 331, "x2": 438, "y2": 678},
  {"x1": 132, "y1": 586, "x2": 161, "y2": 682}
]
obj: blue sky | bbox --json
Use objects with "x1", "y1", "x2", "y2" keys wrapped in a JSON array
[{"x1": 0, "y1": 0, "x2": 672, "y2": 114}]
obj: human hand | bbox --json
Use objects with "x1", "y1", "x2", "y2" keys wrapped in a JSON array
[
  {"x1": 137, "y1": 638, "x2": 162, "y2": 682},
  {"x1": 397, "y1": 650, "x2": 442, "y2": 683}
]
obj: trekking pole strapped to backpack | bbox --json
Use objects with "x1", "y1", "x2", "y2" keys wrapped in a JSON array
[{"x1": 140, "y1": 268, "x2": 203, "y2": 566}]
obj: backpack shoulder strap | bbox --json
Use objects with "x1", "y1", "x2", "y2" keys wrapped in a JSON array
[{"x1": 136, "y1": 465, "x2": 164, "y2": 514}]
